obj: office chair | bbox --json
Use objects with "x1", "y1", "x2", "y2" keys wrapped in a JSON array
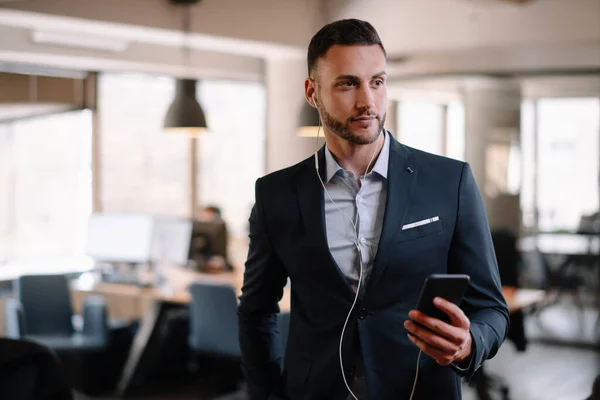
[
  {"x1": 5, "y1": 274, "x2": 109, "y2": 354},
  {"x1": 523, "y1": 248, "x2": 588, "y2": 334},
  {"x1": 187, "y1": 282, "x2": 244, "y2": 393},
  {"x1": 0, "y1": 338, "x2": 74, "y2": 400},
  {"x1": 206, "y1": 306, "x2": 290, "y2": 400},
  {"x1": 188, "y1": 282, "x2": 241, "y2": 358}
]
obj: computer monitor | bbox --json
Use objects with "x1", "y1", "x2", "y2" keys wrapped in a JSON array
[
  {"x1": 150, "y1": 216, "x2": 194, "y2": 266},
  {"x1": 85, "y1": 212, "x2": 154, "y2": 264},
  {"x1": 189, "y1": 219, "x2": 228, "y2": 263}
]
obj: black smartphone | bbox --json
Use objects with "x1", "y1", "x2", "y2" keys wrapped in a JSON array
[{"x1": 415, "y1": 274, "x2": 470, "y2": 324}]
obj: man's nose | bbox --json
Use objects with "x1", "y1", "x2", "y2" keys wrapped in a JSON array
[{"x1": 356, "y1": 87, "x2": 375, "y2": 111}]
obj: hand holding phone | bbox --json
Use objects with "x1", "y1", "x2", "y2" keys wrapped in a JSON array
[
  {"x1": 404, "y1": 274, "x2": 473, "y2": 366},
  {"x1": 415, "y1": 274, "x2": 470, "y2": 324}
]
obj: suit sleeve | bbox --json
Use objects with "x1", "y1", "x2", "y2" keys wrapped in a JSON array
[
  {"x1": 448, "y1": 162, "x2": 510, "y2": 380},
  {"x1": 238, "y1": 177, "x2": 289, "y2": 400}
]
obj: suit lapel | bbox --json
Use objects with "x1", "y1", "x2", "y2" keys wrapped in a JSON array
[
  {"x1": 295, "y1": 148, "x2": 355, "y2": 299},
  {"x1": 365, "y1": 139, "x2": 418, "y2": 296}
]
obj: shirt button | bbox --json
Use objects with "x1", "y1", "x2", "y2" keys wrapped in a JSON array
[{"x1": 360, "y1": 238, "x2": 367, "y2": 245}]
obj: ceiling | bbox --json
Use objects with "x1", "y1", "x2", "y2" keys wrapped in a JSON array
[{"x1": 0, "y1": 0, "x2": 598, "y2": 81}]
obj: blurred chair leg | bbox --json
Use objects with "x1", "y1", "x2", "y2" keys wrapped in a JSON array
[
  {"x1": 571, "y1": 288, "x2": 587, "y2": 335},
  {"x1": 471, "y1": 366, "x2": 510, "y2": 400}
]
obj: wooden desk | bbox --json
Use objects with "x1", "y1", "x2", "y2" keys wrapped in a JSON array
[
  {"x1": 502, "y1": 287, "x2": 546, "y2": 312},
  {"x1": 71, "y1": 267, "x2": 290, "y2": 321}
]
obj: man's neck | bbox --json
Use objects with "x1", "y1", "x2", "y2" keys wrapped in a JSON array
[{"x1": 325, "y1": 131, "x2": 385, "y2": 179}]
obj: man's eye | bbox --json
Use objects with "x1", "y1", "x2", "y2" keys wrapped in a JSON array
[
  {"x1": 374, "y1": 79, "x2": 384, "y2": 86},
  {"x1": 341, "y1": 81, "x2": 355, "y2": 87}
]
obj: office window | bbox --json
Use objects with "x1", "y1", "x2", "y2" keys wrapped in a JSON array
[
  {"x1": 0, "y1": 124, "x2": 12, "y2": 263},
  {"x1": 520, "y1": 100, "x2": 536, "y2": 229},
  {"x1": 196, "y1": 80, "x2": 266, "y2": 236},
  {"x1": 537, "y1": 98, "x2": 599, "y2": 231},
  {"x1": 446, "y1": 101, "x2": 465, "y2": 161},
  {"x1": 98, "y1": 74, "x2": 266, "y2": 237},
  {"x1": 521, "y1": 98, "x2": 600, "y2": 231},
  {"x1": 398, "y1": 100, "x2": 445, "y2": 156},
  {"x1": 98, "y1": 73, "x2": 191, "y2": 217},
  {"x1": 0, "y1": 111, "x2": 92, "y2": 264}
]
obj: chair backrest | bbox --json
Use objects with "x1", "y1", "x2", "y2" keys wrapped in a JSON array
[
  {"x1": 187, "y1": 282, "x2": 240, "y2": 358},
  {"x1": 578, "y1": 212, "x2": 600, "y2": 234},
  {"x1": 491, "y1": 229, "x2": 520, "y2": 287},
  {"x1": 15, "y1": 275, "x2": 74, "y2": 336},
  {"x1": 491, "y1": 230, "x2": 528, "y2": 352}
]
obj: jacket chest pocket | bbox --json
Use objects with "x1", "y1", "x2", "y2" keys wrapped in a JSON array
[{"x1": 397, "y1": 218, "x2": 444, "y2": 244}]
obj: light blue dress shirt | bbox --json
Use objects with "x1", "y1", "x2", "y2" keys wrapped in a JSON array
[{"x1": 324, "y1": 131, "x2": 390, "y2": 295}]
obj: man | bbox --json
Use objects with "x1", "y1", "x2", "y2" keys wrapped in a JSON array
[{"x1": 238, "y1": 19, "x2": 509, "y2": 400}]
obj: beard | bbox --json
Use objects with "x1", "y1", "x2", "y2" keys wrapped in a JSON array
[{"x1": 318, "y1": 101, "x2": 386, "y2": 145}]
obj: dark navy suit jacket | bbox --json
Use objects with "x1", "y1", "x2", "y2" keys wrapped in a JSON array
[{"x1": 238, "y1": 135, "x2": 509, "y2": 400}]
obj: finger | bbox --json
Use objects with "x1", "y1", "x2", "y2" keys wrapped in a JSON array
[
  {"x1": 404, "y1": 320, "x2": 460, "y2": 354},
  {"x1": 407, "y1": 334, "x2": 457, "y2": 366},
  {"x1": 408, "y1": 310, "x2": 468, "y2": 345},
  {"x1": 433, "y1": 297, "x2": 470, "y2": 329}
]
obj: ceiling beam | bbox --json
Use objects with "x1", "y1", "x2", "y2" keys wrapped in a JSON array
[{"x1": 0, "y1": 71, "x2": 86, "y2": 105}]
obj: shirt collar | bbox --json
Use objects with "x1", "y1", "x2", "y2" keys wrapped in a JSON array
[{"x1": 324, "y1": 131, "x2": 390, "y2": 183}]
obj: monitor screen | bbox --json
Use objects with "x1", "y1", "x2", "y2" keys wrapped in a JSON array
[
  {"x1": 86, "y1": 213, "x2": 154, "y2": 264},
  {"x1": 151, "y1": 217, "x2": 194, "y2": 265},
  {"x1": 190, "y1": 220, "x2": 228, "y2": 261}
]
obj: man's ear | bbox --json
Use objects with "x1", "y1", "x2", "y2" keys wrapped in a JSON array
[{"x1": 304, "y1": 78, "x2": 317, "y2": 108}]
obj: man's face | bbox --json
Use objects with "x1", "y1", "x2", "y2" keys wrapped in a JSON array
[{"x1": 311, "y1": 44, "x2": 387, "y2": 145}]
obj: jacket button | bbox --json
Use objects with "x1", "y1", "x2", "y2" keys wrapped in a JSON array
[{"x1": 357, "y1": 308, "x2": 367, "y2": 320}]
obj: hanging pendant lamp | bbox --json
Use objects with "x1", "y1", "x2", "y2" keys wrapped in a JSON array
[
  {"x1": 164, "y1": 0, "x2": 208, "y2": 136},
  {"x1": 164, "y1": 78, "x2": 207, "y2": 136}
]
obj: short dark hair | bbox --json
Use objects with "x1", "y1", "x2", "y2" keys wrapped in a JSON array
[{"x1": 307, "y1": 19, "x2": 386, "y2": 78}]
